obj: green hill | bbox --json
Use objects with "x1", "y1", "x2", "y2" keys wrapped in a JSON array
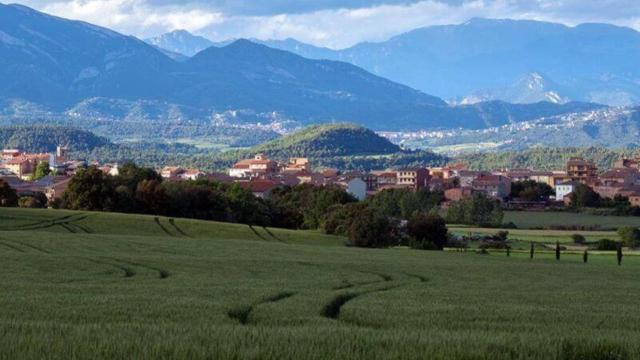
[
  {"x1": 0, "y1": 125, "x2": 111, "y2": 152},
  {"x1": 251, "y1": 124, "x2": 401, "y2": 158}
]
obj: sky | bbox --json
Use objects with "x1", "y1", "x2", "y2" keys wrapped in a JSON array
[{"x1": 12, "y1": 0, "x2": 640, "y2": 48}]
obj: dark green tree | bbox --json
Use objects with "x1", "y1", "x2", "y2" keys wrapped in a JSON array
[
  {"x1": 33, "y1": 161, "x2": 51, "y2": 180},
  {"x1": 59, "y1": 166, "x2": 115, "y2": 211},
  {"x1": 569, "y1": 184, "x2": 601, "y2": 209},
  {"x1": 617, "y1": 243, "x2": 623, "y2": 266},
  {"x1": 583, "y1": 249, "x2": 588, "y2": 263},
  {"x1": 347, "y1": 209, "x2": 398, "y2": 248},
  {"x1": 555, "y1": 241, "x2": 561, "y2": 261},
  {"x1": 617, "y1": 227, "x2": 640, "y2": 248},
  {"x1": 530, "y1": 242, "x2": 535, "y2": 259},
  {"x1": 407, "y1": 213, "x2": 449, "y2": 250},
  {"x1": 0, "y1": 179, "x2": 18, "y2": 207}
]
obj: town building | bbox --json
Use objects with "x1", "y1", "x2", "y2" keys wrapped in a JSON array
[
  {"x1": 229, "y1": 153, "x2": 278, "y2": 178},
  {"x1": 555, "y1": 181, "x2": 580, "y2": 200},
  {"x1": 566, "y1": 157, "x2": 598, "y2": 183},
  {"x1": 396, "y1": 168, "x2": 429, "y2": 190},
  {"x1": 471, "y1": 175, "x2": 512, "y2": 199}
]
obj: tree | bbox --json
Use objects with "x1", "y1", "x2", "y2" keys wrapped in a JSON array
[
  {"x1": 617, "y1": 227, "x2": 640, "y2": 248},
  {"x1": 555, "y1": 241, "x2": 561, "y2": 261},
  {"x1": 569, "y1": 184, "x2": 601, "y2": 209},
  {"x1": 0, "y1": 179, "x2": 18, "y2": 207},
  {"x1": 510, "y1": 180, "x2": 554, "y2": 201},
  {"x1": 446, "y1": 193, "x2": 503, "y2": 227},
  {"x1": 583, "y1": 249, "x2": 588, "y2": 263},
  {"x1": 135, "y1": 180, "x2": 168, "y2": 215},
  {"x1": 348, "y1": 209, "x2": 398, "y2": 248},
  {"x1": 59, "y1": 166, "x2": 115, "y2": 211},
  {"x1": 33, "y1": 161, "x2": 51, "y2": 180},
  {"x1": 572, "y1": 234, "x2": 586, "y2": 245},
  {"x1": 407, "y1": 213, "x2": 449, "y2": 250},
  {"x1": 530, "y1": 242, "x2": 535, "y2": 259},
  {"x1": 617, "y1": 243, "x2": 623, "y2": 266}
]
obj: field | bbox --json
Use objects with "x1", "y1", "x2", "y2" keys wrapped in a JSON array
[
  {"x1": 2, "y1": 208, "x2": 640, "y2": 359},
  {"x1": 504, "y1": 211, "x2": 640, "y2": 230}
]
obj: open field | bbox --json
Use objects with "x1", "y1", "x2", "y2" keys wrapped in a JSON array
[
  {"x1": 2, "y1": 208, "x2": 640, "y2": 359},
  {"x1": 449, "y1": 226, "x2": 619, "y2": 244},
  {"x1": 504, "y1": 211, "x2": 640, "y2": 230}
]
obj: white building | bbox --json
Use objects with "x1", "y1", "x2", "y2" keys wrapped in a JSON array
[{"x1": 555, "y1": 181, "x2": 580, "y2": 200}]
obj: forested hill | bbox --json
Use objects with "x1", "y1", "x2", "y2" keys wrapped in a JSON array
[
  {"x1": 0, "y1": 126, "x2": 111, "y2": 153},
  {"x1": 456, "y1": 147, "x2": 640, "y2": 171},
  {"x1": 251, "y1": 124, "x2": 401, "y2": 158}
]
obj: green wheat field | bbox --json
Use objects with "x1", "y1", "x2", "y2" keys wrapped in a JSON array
[{"x1": 1, "y1": 208, "x2": 639, "y2": 359}]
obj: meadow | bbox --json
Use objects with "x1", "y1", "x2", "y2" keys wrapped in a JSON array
[{"x1": 1, "y1": 208, "x2": 640, "y2": 359}]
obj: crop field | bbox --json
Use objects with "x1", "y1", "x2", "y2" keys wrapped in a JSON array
[
  {"x1": 449, "y1": 226, "x2": 619, "y2": 244},
  {"x1": 504, "y1": 211, "x2": 640, "y2": 230},
  {"x1": 2, "y1": 208, "x2": 640, "y2": 359}
]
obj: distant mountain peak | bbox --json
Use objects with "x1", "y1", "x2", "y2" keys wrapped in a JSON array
[{"x1": 145, "y1": 29, "x2": 214, "y2": 56}]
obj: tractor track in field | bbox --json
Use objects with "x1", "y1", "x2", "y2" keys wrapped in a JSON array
[
  {"x1": 228, "y1": 291, "x2": 297, "y2": 325},
  {"x1": 84, "y1": 258, "x2": 137, "y2": 278},
  {"x1": 0, "y1": 240, "x2": 26, "y2": 252},
  {"x1": 3, "y1": 239, "x2": 51, "y2": 254},
  {"x1": 323, "y1": 272, "x2": 428, "y2": 322},
  {"x1": 112, "y1": 258, "x2": 171, "y2": 279},
  {"x1": 0, "y1": 214, "x2": 94, "y2": 234}
]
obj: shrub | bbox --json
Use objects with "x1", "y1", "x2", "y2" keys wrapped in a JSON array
[
  {"x1": 0, "y1": 179, "x2": 18, "y2": 207},
  {"x1": 571, "y1": 234, "x2": 586, "y2": 245},
  {"x1": 617, "y1": 226, "x2": 640, "y2": 248},
  {"x1": 347, "y1": 209, "x2": 398, "y2": 248},
  {"x1": 407, "y1": 213, "x2": 449, "y2": 250},
  {"x1": 479, "y1": 240, "x2": 509, "y2": 250},
  {"x1": 593, "y1": 239, "x2": 619, "y2": 251}
]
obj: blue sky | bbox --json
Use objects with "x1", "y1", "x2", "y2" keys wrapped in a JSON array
[{"x1": 13, "y1": 0, "x2": 640, "y2": 48}]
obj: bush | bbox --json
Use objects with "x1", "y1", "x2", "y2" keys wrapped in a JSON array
[
  {"x1": 347, "y1": 209, "x2": 398, "y2": 248},
  {"x1": 617, "y1": 226, "x2": 640, "y2": 248},
  {"x1": 18, "y1": 193, "x2": 48, "y2": 209},
  {"x1": 571, "y1": 234, "x2": 586, "y2": 245},
  {"x1": 407, "y1": 213, "x2": 449, "y2": 250},
  {"x1": 593, "y1": 239, "x2": 619, "y2": 251},
  {"x1": 0, "y1": 179, "x2": 18, "y2": 207}
]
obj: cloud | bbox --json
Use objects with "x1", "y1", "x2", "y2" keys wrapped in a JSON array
[{"x1": 14, "y1": 0, "x2": 640, "y2": 47}]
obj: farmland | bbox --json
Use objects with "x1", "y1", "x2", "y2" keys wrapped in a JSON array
[{"x1": 2, "y1": 208, "x2": 640, "y2": 359}]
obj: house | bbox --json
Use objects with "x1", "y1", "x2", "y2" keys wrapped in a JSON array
[
  {"x1": 376, "y1": 172, "x2": 398, "y2": 188},
  {"x1": 284, "y1": 158, "x2": 310, "y2": 172},
  {"x1": 566, "y1": 157, "x2": 597, "y2": 182},
  {"x1": 599, "y1": 168, "x2": 640, "y2": 186},
  {"x1": 614, "y1": 158, "x2": 640, "y2": 169},
  {"x1": 629, "y1": 193, "x2": 640, "y2": 207},
  {"x1": 458, "y1": 170, "x2": 490, "y2": 187},
  {"x1": 44, "y1": 176, "x2": 72, "y2": 201},
  {"x1": 161, "y1": 166, "x2": 183, "y2": 179},
  {"x1": 396, "y1": 168, "x2": 429, "y2": 190},
  {"x1": 555, "y1": 181, "x2": 581, "y2": 200},
  {"x1": 229, "y1": 153, "x2": 278, "y2": 178},
  {"x1": 471, "y1": 175, "x2": 511, "y2": 199},
  {"x1": 345, "y1": 177, "x2": 367, "y2": 201},
  {"x1": 238, "y1": 179, "x2": 281, "y2": 198}
]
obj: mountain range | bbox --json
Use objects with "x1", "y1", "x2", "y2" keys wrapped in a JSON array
[
  {"x1": 0, "y1": 3, "x2": 608, "y2": 139},
  {"x1": 150, "y1": 19, "x2": 640, "y2": 107}
]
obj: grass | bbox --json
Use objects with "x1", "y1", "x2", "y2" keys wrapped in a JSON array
[
  {"x1": 504, "y1": 211, "x2": 640, "y2": 230},
  {"x1": 449, "y1": 226, "x2": 619, "y2": 244},
  {"x1": 2, "y1": 208, "x2": 640, "y2": 359}
]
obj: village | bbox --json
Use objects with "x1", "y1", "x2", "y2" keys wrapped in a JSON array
[{"x1": 2, "y1": 146, "x2": 640, "y2": 210}]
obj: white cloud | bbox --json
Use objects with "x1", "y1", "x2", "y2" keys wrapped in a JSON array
[{"x1": 16, "y1": 0, "x2": 640, "y2": 47}]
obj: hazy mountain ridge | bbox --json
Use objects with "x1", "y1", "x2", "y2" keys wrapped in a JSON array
[
  {"x1": 242, "y1": 19, "x2": 640, "y2": 107},
  {"x1": 0, "y1": 4, "x2": 612, "y2": 140}
]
